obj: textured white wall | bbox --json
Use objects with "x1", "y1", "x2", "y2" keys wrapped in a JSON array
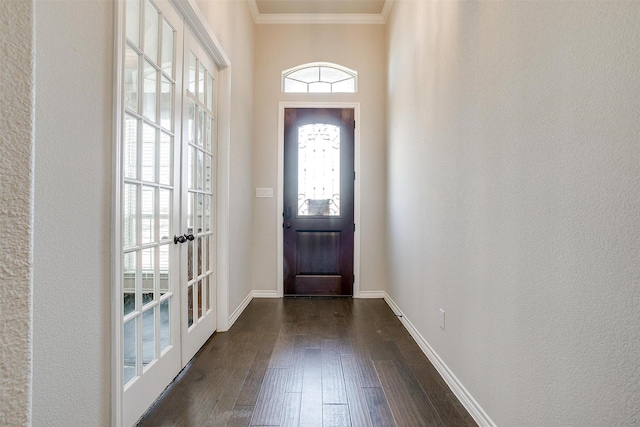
[
  {"x1": 33, "y1": 0, "x2": 113, "y2": 424},
  {"x1": 386, "y1": 1, "x2": 640, "y2": 425},
  {"x1": 0, "y1": 1, "x2": 34, "y2": 425},
  {"x1": 196, "y1": 0, "x2": 256, "y2": 313},
  {"x1": 252, "y1": 24, "x2": 388, "y2": 294}
]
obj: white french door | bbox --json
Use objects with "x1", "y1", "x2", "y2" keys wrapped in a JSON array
[
  {"x1": 179, "y1": 28, "x2": 218, "y2": 363},
  {"x1": 117, "y1": 1, "x2": 218, "y2": 425}
]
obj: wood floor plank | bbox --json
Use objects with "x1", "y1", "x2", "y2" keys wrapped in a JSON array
[
  {"x1": 340, "y1": 354, "x2": 373, "y2": 427},
  {"x1": 321, "y1": 340, "x2": 348, "y2": 404},
  {"x1": 280, "y1": 392, "x2": 302, "y2": 427},
  {"x1": 227, "y1": 405, "x2": 253, "y2": 427},
  {"x1": 250, "y1": 368, "x2": 290, "y2": 426},
  {"x1": 373, "y1": 360, "x2": 427, "y2": 426},
  {"x1": 363, "y1": 387, "x2": 395, "y2": 427},
  {"x1": 323, "y1": 404, "x2": 351, "y2": 427},
  {"x1": 299, "y1": 347, "x2": 323, "y2": 427}
]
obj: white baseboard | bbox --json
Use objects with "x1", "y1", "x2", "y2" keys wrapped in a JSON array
[
  {"x1": 227, "y1": 291, "x2": 253, "y2": 329},
  {"x1": 252, "y1": 290, "x2": 280, "y2": 298},
  {"x1": 382, "y1": 293, "x2": 496, "y2": 427},
  {"x1": 356, "y1": 290, "x2": 386, "y2": 299}
]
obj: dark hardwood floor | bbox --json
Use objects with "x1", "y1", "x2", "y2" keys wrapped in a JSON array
[{"x1": 137, "y1": 298, "x2": 477, "y2": 427}]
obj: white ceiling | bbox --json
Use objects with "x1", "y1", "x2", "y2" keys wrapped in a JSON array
[{"x1": 248, "y1": 0, "x2": 393, "y2": 24}]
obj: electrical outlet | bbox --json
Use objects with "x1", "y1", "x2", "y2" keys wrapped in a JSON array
[
  {"x1": 255, "y1": 187, "x2": 273, "y2": 198},
  {"x1": 439, "y1": 309, "x2": 445, "y2": 330}
]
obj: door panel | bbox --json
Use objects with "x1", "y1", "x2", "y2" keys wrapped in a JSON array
[
  {"x1": 180, "y1": 27, "x2": 217, "y2": 363},
  {"x1": 283, "y1": 108, "x2": 355, "y2": 296},
  {"x1": 121, "y1": 0, "x2": 182, "y2": 425}
]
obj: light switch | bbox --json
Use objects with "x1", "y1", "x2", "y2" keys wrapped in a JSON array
[{"x1": 256, "y1": 187, "x2": 273, "y2": 198}]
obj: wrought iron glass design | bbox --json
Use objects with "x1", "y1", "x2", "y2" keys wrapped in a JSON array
[
  {"x1": 298, "y1": 123, "x2": 341, "y2": 216},
  {"x1": 283, "y1": 63, "x2": 357, "y2": 93}
]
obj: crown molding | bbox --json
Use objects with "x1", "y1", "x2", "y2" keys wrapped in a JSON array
[{"x1": 248, "y1": 0, "x2": 392, "y2": 25}]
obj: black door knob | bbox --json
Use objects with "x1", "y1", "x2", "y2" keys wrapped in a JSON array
[{"x1": 174, "y1": 235, "x2": 187, "y2": 244}]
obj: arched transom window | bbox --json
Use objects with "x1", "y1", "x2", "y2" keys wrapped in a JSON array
[{"x1": 283, "y1": 62, "x2": 357, "y2": 93}]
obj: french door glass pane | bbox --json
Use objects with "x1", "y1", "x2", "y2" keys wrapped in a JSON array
[
  {"x1": 142, "y1": 124, "x2": 156, "y2": 182},
  {"x1": 159, "y1": 132, "x2": 172, "y2": 185},
  {"x1": 159, "y1": 244, "x2": 169, "y2": 296},
  {"x1": 143, "y1": 60, "x2": 157, "y2": 122},
  {"x1": 123, "y1": 251, "x2": 136, "y2": 316},
  {"x1": 198, "y1": 64, "x2": 205, "y2": 103},
  {"x1": 141, "y1": 247, "x2": 155, "y2": 304},
  {"x1": 188, "y1": 53, "x2": 196, "y2": 94},
  {"x1": 123, "y1": 183, "x2": 138, "y2": 247},
  {"x1": 125, "y1": 0, "x2": 140, "y2": 47},
  {"x1": 125, "y1": 48, "x2": 139, "y2": 112},
  {"x1": 142, "y1": 307, "x2": 155, "y2": 367},
  {"x1": 297, "y1": 123, "x2": 341, "y2": 216},
  {"x1": 160, "y1": 76, "x2": 173, "y2": 130},
  {"x1": 124, "y1": 115, "x2": 138, "y2": 179},
  {"x1": 141, "y1": 186, "x2": 156, "y2": 244},
  {"x1": 159, "y1": 188, "x2": 170, "y2": 240},
  {"x1": 143, "y1": 0, "x2": 159, "y2": 62},
  {"x1": 161, "y1": 18, "x2": 174, "y2": 77},
  {"x1": 124, "y1": 318, "x2": 137, "y2": 385},
  {"x1": 159, "y1": 299, "x2": 170, "y2": 352},
  {"x1": 187, "y1": 285, "x2": 193, "y2": 327}
]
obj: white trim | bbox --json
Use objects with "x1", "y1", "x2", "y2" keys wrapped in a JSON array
[
  {"x1": 112, "y1": 2, "x2": 125, "y2": 425},
  {"x1": 276, "y1": 102, "x2": 361, "y2": 298},
  {"x1": 253, "y1": 290, "x2": 280, "y2": 298},
  {"x1": 215, "y1": 66, "x2": 232, "y2": 332},
  {"x1": 255, "y1": 13, "x2": 385, "y2": 25},
  {"x1": 228, "y1": 291, "x2": 253, "y2": 329},
  {"x1": 247, "y1": 0, "x2": 393, "y2": 24},
  {"x1": 382, "y1": 293, "x2": 497, "y2": 427},
  {"x1": 171, "y1": 0, "x2": 230, "y2": 68},
  {"x1": 381, "y1": 0, "x2": 394, "y2": 22},
  {"x1": 357, "y1": 291, "x2": 386, "y2": 299}
]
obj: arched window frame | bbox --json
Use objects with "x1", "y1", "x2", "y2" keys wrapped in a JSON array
[{"x1": 282, "y1": 62, "x2": 358, "y2": 93}]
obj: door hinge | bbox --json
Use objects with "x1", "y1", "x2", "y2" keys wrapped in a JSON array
[
  {"x1": 353, "y1": 120, "x2": 356, "y2": 129},
  {"x1": 353, "y1": 223, "x2": 356, "y2": 232},
  {"x1": 353, "y1": 275, "x2": 355, "y2": 283},
  {"x1": 354, "y1": 171, "x2": 356, "y2": 181}
]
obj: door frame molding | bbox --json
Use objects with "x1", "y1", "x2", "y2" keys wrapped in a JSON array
[
  {"x1": 111, "y1": 0, "x2": 231, "y2": 425},
  {"x1": 277, "y1": 102, "x2": 361, "y2": 298}
]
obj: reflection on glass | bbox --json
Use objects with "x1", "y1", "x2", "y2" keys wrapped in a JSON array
[
  {"x1": 205, "y1": 116, "x2": 212, "y2": 152},
  {"x1": 124, "y1": 47, "x2": 139, "y2": 112},
  {"x1": 187, "y1": 101, "x2": 195, "y2": 145},
  {"x1": 125, "y1": 0, "x2": 140, "y2": 47},
  {"x1": 124, "y1": 115, "x2": 138, "y2": 179},
  {"x1": 159, "y1": 244, "x2": 169, "y2": 296},
  {"x1": 161, "y1": 18, "x2": 173, "y2": 77},
  {"x1": 187, "y1": 285, "x2": 194, "y2": 327},
  {"x1": 142, "y1": 307, "x2": 155, "y2": 367},
  {"x1": 197, "y1": 109, "x2": 204, "y2": 147},
  {"x1": 123, "y1": 251, "x2": 136, "y2": 316},
  {"x1": 141, "y1": 247, "x2": 155, "y2": 304},
  {"x1": 204, "y1": 154, "x2": 211, "y2": 192},
  {"x1": 187, "y1": 146, "x2": 194, "y2": 190},
  {"x1": 142, "y1": 124, "x2": 155, "y2": 182},
  {"x1": 141, "y1": 186, "x2": 155, "y2": 244},
  {"x1": 197, "y1": 280, "x2": 203, "y2": 319},
  {"x1": 159, "y1": 132, "x2": 171, "y2": 186},
  {"x1": 198, "y1": 63, "x2": 205, "y2": 103},
  {"x1": 187, "y1": 238, "x2": 193, "y2": 281},
  {"x1": 197, "y1": 236, "x2": 202, "y2": 276},
  {"x1": 205, "y1": 275, "x2": 211, "y2": 312},
  {"x1": 160, "y1": 299, "x2": 170, "y2": 352},
  {"x1": 142, "y1": 60, "x2": 157, "y2": 122},
  {"x1": 124, "y1": 184, "x2": 137, "y2": 247},
  {"x1": 205, "y1": 235, "x2": 210, "y2": 272},
  {"x1": 124, "y1": 318, "x2": 137, "y2": 385},
  {"x1": 159, "y1": 188, "x2": 170, "y2": 240},
  {"x1": 143, "y1": 0, "x2": 158, "y2": 62},
  {"x1": 196, "y1": 194, "x2": 203, "y2": 233},
  {"x1": 197, "y1": 150, "x2": 203, "y2": 190},
  {"x1": 188, "y1": 53, "x2": 196, "y2": 94},
  {"x1": 187, "y1": 192, "x2": 194, "y2": 231},
  {"x1": 160, "y1": 76, "x2": 172, "y2": 130},
  {"x1": 204, "y1": 195, "x2": 211, "y2": 233},
  {"x1": 297, "y1": 123, "x2": 341, "y2": 216}
]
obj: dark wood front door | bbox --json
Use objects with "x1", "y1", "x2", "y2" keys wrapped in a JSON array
[{"x1": 283, "y1": 108, "x2": 355, "y2": 296}]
